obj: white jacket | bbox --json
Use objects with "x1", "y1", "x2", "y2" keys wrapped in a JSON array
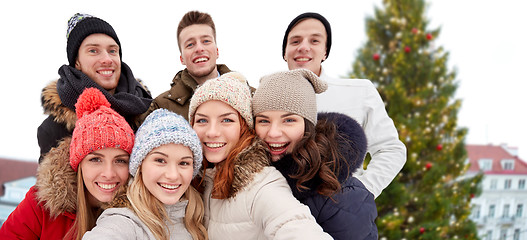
[
  {"x1": 203, "y1": 139, "x2": 332, "y2": 240},
  {"x1": 83, "y1": 201, "x2": 192, "y2": 240},
  {"x1": 317, "y1": 67, "x2": 407, "y2": 198}
]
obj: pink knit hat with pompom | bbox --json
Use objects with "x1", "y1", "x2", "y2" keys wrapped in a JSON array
[{"x1": 69, "y1": 87, "x2": 134, "y2": 171}]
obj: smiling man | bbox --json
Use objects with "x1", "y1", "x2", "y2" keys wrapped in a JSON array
[
  {"x1": 143, "y1": 11, "x2": 252, "y2": 122},
  {"x1": 37, "y1": 13, "x2": 152, "y2": 163},
  {"x1": 282, "y1": 12, "x2": 407, "y2": 199}
]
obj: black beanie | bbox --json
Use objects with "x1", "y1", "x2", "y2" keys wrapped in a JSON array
[
  {"x1": 66, "y1": 13, "x2": 121, "y2": 67},
  {"x1": 282, "y1": 12, "x2": 332, "y2": 61}
]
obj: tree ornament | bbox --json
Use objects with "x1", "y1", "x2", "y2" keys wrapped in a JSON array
[
  {"x1": 373, "y1": 53, "x2": 380, "y2": 61},
  {"x1": 425, "y1": 162, "x2": 432, "y2": 170},
  {"x1": 470, "y1": 193, "x2": 475, "y2": 198},
  {"x1": 420, "y1": 227, "x2": 425, "y2": 234},
  {"x1": 400, "y1": 18, "x2": 407, "y2": 26},
  {"x1": 436, "y1": 144, "x2": 443, "y2": 151},
  {"x1": 404, "y1": 46, "x2": 411, "y2": 53},
  {"x1": 426, "y1": 33, "x2": 433, "y2": 40},
  {"x1": 412, "y1": 28, "x2": 418, "y2": 34}
]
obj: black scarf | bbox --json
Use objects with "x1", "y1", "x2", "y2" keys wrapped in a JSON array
[{"x1": 57, "y1": 62, "x2": 152, "y2": 118}]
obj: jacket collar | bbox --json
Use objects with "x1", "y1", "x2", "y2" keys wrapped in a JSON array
[
  {"x1": 35, "y1": 137, "x2": 78, "y2": 217},
  {"x1": 206, "y1": 137, "x2": 270, "y2": 198},
  {"x1": 167, "y1": 64, "x2": 232, "y2": 105},
  {"x1": 41, "y1": 80, "x2": 77, "y2": 131}
]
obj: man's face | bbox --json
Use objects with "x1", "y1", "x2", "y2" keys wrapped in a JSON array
[
  {"x1": 179, "y1": 24, "x2": 219, "y2": 84},
  {"x1": 284, "y1": 18, "x2": 327, "y2": 76},
  {"x1": 75, "y1": 33, "x2": 121, "y2": 94}
]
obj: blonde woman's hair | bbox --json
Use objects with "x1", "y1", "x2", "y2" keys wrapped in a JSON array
[
  {"x1": 127, "y1": 168, "x2": 208, "y2": 240},
  {"x1": 66, "y1": 165, "x2": 103, "y2": 240}
]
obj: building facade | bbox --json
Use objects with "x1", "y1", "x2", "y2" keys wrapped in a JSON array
[
  {"x1": 0, "y1": 158, "x2": 37, "y2": 227},
  {"x1": 0, "y1": 176, "x2": 36, "y2": 226},
  {"x1": 466, "y1": 144, "x2": 527, "y2": 240}
]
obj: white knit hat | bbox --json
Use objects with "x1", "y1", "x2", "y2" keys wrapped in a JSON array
[{"x1": 188, "y1": 72, "x2": 253, "y2": 127}]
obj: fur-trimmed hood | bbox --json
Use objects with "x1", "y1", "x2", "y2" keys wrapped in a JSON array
[
  {"x1": 319, "y1": 112, "x2": 368, "y2": 179},
  {"x1": 35, "y1": 137, "x2": 78, "y2": 217},
  {"x1": 205, "y1": 137, "x2": 271, "y2": 198},
  {"x1": 41, "y1": 80, "x2": 77, "y2": 131}
]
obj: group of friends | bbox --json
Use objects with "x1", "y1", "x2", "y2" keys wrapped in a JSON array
[{"x1": 0, "y1": 10, "x2": 406, "y2": 240}]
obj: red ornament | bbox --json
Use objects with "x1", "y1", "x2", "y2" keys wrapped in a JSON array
[
  {"x1": 470, "y1": 193, "x2": 475, "y2": 198},
  {"x1": 404, "y1": 46, "x2": 411, "y2": 53},
  {"x1": 436, "y1": 144, "x2": 443, "y2": 151},
  {"x1": 373, "y1": 53, "x2": 380, "y2": 61},
  {"x1": 412, "y1": 28, "x2": 418, "y2": 34},
  {"x1": 420, "y1": 227, "x2": 425, "y2": 234},
  {"x1": 426, "y1": 33, "x2": 433, "y2": 40},
  {"x1": 425, "y1": 162, "x2": 432, "y2": 170}
]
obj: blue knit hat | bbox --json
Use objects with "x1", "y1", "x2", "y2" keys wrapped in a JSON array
[{"x1": 129, "y1": 109, "x2": 203, "y2": 178}]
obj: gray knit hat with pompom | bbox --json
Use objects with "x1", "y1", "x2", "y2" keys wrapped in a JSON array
[
  {"x1": 252, "y1": 69, "x2": 327, "y2": 125},
  {"x1": 129, "y1": 109, "x2": 202, "y2": 178}
]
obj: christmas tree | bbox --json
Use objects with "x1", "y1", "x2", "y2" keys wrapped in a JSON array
[{"x1": 350, "y1": 0, "x2": 483, "y2": 239}]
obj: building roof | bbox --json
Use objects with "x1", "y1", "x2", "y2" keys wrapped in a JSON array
[
  {"x1": 466, "y1": 144, "x2": 527, "y2": 174},
  {"x1": 0, "y1": 158, "x2": 38, "y2": 196}
]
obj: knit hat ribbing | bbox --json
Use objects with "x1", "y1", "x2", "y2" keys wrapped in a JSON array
[
  {"x1": 282, "y1": 12, "x2": 332, "y2": 60},
  {"x1": 66, "y1": 13, "x2": 121, "y2": 67},
  {"x1": 252, "y1": 69, "x2": 327, "y2": 125},
  {"x1": 188, "y1": 72, "x2": 253, "y2": 127},
  {"x1": 70, "y1": 88, "x2": 135, "y2": 171},
  {"x1": 130, "y1": 109, "x2": 203, "y2": 178}
]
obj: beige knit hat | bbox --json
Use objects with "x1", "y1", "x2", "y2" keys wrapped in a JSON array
[
  {"x1": 252, "y1": 69, "x2": 327, "y2": 125},
  {"x1": 188, "y1": 72, "x2": 253, "y2": 127}
]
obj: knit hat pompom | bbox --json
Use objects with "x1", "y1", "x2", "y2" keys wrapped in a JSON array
[
  {"x1": 252, "y1": 69, "x2": 327, "y2": 125},
  {"x1": 130, "y1": 109, "x2": 203, "y2": 178},
  {"x1": 69, "y1": 88, "x2": 134, "y2": 171},
  {"x1": 74, "y1": 87, "x2": 111, "y2": 119},
  {"x1": 188, "y1": 72, "x2": 253, "y2": 127}
]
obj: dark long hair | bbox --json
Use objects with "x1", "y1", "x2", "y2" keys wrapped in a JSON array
[{"x1": 290, "y1": 118, "x2": 350, "y2": 197}]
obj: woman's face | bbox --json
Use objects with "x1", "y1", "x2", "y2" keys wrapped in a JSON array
[
  {"x1": 192, "y1": 100, "x2": 241, "y2": 164},
  {"x1": 141, "y1": 143, "x2": 194, "y2": 205},
  {"x1": 255, "y1": 111, "x2": 305, "y2": 162},
  {"x1": 80, "y1": 148, "x2": 130, "y2": 207}
]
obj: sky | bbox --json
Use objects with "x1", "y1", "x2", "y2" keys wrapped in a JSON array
[{"x1": 0, "y1": 0, "x2": 526, "y2": 162}]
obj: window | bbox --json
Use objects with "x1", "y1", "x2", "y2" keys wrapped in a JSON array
[
  {"x1": 490, "y1": 179, "x2": 498, "y2": 189},
  {"x1": 504, "y1": 179, "x2": 512, "y2": 189},
  {"x1": 516, "y1": 204, "x2": 523, "y2": 218},
  {"x1": 503, "y1": 204, "x2": 510, "y2": 218},
  {"x1": 500, "y1": 229, "x2": 507, "y2": 240},
  {"x1": 489, "y1": 205, "x2": 495, "y2": 217},
  {"x1": 479, "y1": 159, "x2": 493, "y2": 171},
  {"x1": 501, "y1": 159, "x2": 515, "y2": 170},
  {"x1": 486, "y1": 230, "x2": 493, "y2": 240},
  {"x1": 514, "y1": 229, "x2": 520, "y2": 240},
  {"x1": 519, "y1": 179, "x2": 525, "y2": 189},
  {"x1": 472, "y1": 205, "x2": 481, "y2": 219}
]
